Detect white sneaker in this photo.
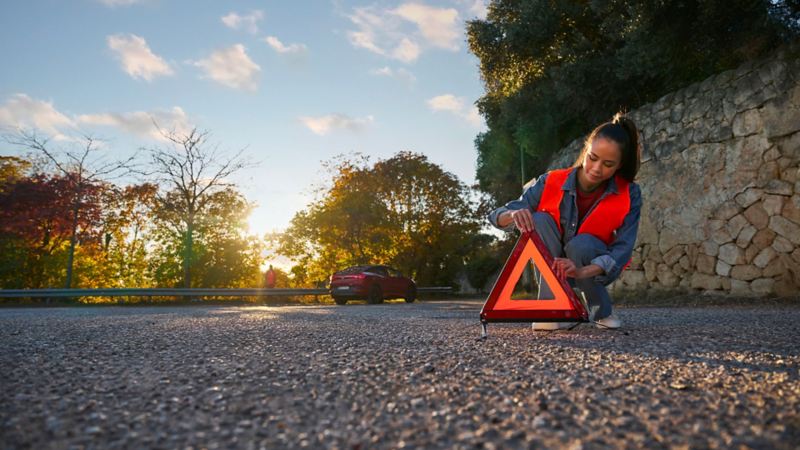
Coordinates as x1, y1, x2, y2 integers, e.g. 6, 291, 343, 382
595, 314, 621, 329
532, 322, 572, 331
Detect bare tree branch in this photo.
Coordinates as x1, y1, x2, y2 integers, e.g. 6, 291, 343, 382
143, 125, 255, 288
3, 129, 138, 289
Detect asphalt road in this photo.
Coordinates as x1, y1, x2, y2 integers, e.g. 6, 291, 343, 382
1, 300, 798, 449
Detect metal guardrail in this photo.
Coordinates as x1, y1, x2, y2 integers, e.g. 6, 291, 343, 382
0, 287, 453, 298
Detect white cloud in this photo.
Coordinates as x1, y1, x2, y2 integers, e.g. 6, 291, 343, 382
372, 66, 393, 76
107, 34, 174, 81
456, 0, 488, 20
97, 0, 146, 6
427, 94, 482, 127
77, 107, 192, 141
0, 94, 76, 138
221, 10, 264, 34
391, 37, 421, 63
346, 7, 389, 57
192, 44, 261, 91
470, 0, 489, 19
298, 114, 374, 136
0, 94, 194, 143
370, 66, 416, 84
347, 30, 384, 55
428, 94, 464, 112
344, 2, 462, 63
464, 106, 482, 127
264, 36, 308, 54
391, 3, 460, 50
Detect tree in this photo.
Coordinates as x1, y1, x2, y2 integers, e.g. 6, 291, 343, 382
0, 154, 161, 290
0, 156, 31, 192
149, 187, 263, 288
0, 168, 105, 288
468, 0, 800, 204
278, 152, 483, 287
278, 155, 392, 285
144, 127, 251, 288
94, 183, 158, 287
5, 132, 134, 288
371, 152, 482, 285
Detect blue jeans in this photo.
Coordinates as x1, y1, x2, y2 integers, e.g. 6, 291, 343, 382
532, 212, 614, 320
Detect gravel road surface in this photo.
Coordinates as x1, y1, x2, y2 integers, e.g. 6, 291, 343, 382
1, 301, 798, 449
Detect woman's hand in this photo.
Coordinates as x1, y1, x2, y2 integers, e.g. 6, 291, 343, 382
508, 209, 534, 233
553, 258, 577, 279
552, 260, 604, 280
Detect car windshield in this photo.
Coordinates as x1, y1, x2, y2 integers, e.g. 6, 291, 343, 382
368, 266, 389, 276
337, 266, 369, 275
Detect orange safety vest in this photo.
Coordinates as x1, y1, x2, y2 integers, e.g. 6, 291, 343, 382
536, 168, 631, 246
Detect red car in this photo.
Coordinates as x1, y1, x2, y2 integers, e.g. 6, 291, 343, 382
329, 265, 417, 305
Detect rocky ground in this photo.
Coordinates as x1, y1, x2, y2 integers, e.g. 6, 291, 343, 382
1, 300, 798, 449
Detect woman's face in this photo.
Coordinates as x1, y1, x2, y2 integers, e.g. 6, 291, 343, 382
582, 137, 622, 185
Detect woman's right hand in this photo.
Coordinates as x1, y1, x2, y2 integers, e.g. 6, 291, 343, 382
509, 209, 534, 233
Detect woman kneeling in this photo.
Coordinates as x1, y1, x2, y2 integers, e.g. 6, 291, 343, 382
488, 113, 643, 330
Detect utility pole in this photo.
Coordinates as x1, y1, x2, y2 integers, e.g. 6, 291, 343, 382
520, 146, 537, 296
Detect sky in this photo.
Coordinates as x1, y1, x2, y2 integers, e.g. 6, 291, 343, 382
0, 0, 489, 237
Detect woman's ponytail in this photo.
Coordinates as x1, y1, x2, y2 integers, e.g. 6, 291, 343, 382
612, 113, 641, 182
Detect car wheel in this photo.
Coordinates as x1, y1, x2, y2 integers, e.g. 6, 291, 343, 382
333, 296, 347, 305
367, 285, 383, 304
404, 286, 417, 303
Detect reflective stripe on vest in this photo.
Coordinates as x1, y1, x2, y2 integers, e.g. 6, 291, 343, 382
536, 167, 631, 246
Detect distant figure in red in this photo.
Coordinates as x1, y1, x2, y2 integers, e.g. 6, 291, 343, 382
265, 265, 276, 289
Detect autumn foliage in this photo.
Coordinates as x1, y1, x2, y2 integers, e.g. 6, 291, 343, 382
278, 152, 486, 288
2, 137, 498, 294
0, 154, 262, 290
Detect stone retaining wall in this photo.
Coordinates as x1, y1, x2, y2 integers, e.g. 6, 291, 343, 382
547, 45, 800, 297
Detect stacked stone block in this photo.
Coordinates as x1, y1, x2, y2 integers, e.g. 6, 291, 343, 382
547, 45, 800, 296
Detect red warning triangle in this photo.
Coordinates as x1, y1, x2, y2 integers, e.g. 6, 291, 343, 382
481, 231, 588, 322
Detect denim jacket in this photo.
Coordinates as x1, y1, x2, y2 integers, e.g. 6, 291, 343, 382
488, 167, 642, 283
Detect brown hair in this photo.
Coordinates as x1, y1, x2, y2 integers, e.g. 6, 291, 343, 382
573, 112, 641, 182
